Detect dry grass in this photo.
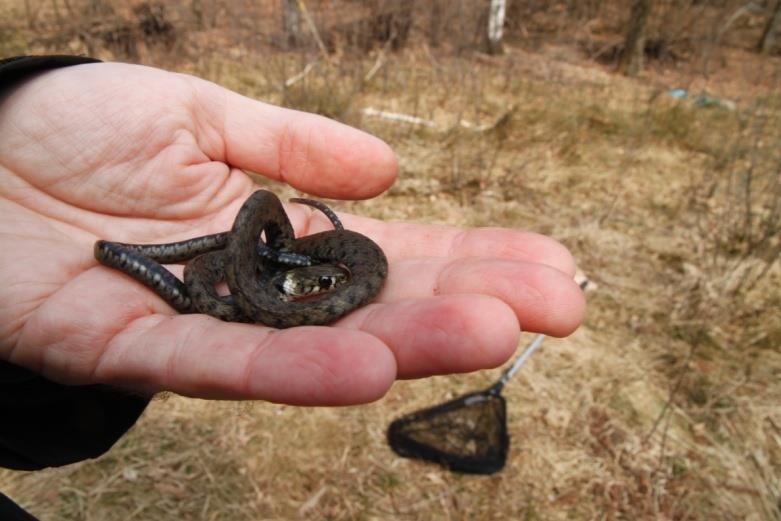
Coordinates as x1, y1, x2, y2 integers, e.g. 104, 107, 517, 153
1, 1, 780, 519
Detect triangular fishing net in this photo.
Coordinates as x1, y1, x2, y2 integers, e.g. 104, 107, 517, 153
387, 383, 508, 474
388, 280, 588, 475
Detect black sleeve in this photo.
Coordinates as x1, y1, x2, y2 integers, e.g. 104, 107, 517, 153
0, 492, 39, 521
0, 362, 149, 470
0, 56, 149, 473
0, 55, 101, 90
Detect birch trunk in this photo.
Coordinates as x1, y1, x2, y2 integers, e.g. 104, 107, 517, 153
619, 0, 652, 76
487, 0, 506, 54
282, 0, 303, 48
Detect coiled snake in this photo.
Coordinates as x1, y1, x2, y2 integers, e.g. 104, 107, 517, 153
94, 190, 388, 328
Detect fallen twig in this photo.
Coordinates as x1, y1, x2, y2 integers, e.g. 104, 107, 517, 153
360, 107, 438, 128
361, 105, 515, 133
285, 60, 318, 87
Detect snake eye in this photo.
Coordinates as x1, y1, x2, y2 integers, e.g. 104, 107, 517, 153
319, 276, 334, 288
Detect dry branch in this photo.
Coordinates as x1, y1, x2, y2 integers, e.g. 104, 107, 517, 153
361, 105, 515, 133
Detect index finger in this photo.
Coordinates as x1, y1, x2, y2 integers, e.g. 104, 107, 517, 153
293, 207, 578, 276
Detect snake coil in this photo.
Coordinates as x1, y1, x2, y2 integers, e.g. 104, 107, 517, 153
94, 190, 388, 328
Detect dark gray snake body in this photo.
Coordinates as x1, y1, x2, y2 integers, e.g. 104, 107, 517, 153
94, 190, 387, 328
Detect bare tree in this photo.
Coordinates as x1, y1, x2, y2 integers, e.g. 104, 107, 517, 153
282, 0, 303, 48
487, 0, 507, 54
619, 0, 652, 76
429, 0, 443, 47
758, 0, 781, 54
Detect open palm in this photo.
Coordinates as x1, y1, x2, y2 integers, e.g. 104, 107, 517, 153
0, 62, 584, 405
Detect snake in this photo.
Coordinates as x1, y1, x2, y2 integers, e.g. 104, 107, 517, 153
94, 190, 388, 328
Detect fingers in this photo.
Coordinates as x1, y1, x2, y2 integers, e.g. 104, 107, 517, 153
17, 265, 528, 403
95, 296, 520, 400
376, 257, 585, 337
295, 209, 585, 335
337, 294, 520, 379
297, 210, 578, 276
95, 294, 521, 401
192, 79, 397, 199
98, 315, 397, 405
18, 266, 396, 404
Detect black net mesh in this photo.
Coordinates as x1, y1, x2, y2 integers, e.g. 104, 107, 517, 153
387, 388, 509, 475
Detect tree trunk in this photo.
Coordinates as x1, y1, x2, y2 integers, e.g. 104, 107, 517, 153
487, 0, 507, 55
758, 0, 781, 55
429, 0, 443, 47
619, 0, 652, 76
282, 0, 303, 48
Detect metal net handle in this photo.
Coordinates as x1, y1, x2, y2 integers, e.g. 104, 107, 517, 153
489, 278, 589, 394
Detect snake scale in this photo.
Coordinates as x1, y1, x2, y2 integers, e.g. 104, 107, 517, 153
94, 190, 388, 328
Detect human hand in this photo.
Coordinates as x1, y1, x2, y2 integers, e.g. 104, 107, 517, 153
0, 62, 584, 405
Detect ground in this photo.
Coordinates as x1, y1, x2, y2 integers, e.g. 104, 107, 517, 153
1, 2, 780, 519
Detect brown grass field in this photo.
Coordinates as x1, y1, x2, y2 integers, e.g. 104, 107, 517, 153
1, 1, 780, 519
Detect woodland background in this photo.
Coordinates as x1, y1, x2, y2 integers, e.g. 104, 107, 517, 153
1, 0, 780, 519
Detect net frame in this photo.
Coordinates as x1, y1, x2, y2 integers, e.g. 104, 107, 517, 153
387, 280, 588, 475
387, 334, 545, 475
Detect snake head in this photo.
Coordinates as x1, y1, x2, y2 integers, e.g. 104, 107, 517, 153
272, 264, 350, 301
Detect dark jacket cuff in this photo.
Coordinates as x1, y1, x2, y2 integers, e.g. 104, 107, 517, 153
0, 55, 101, 91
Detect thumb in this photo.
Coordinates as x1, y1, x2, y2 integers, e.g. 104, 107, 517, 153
190, 76, 397, 199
